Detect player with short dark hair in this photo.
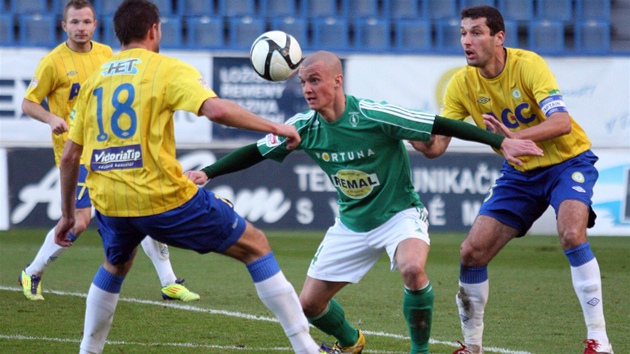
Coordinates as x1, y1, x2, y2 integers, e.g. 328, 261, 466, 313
53, 1, 331, 353
19, 0, 199, 302
410, 5, 613, 354
186, 50, 543, 354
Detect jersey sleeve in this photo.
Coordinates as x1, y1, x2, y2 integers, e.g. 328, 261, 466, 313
256, 111, 314, 162
522, 55, 568, 117
440, 71, 470, 121
164, 60, 217, 115
24, 56, 56, 104
358, 100, 435, 141
256, 133, 292, 162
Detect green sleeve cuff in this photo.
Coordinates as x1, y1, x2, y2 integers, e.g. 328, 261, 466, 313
433, 116, 504, 150
201, 143, 265, 178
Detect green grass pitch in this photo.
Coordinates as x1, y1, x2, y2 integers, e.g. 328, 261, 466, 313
1, 229, 628, 353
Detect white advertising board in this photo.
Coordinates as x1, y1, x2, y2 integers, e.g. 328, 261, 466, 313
345, 54, 630, 150
0, 48, 213, 146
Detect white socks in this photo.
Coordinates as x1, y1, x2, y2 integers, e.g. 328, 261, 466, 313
456, 280, 489, 348
254, 272, 320, 354
140, 236, 177, 287
25, 227, 66, 277
571, 258, 611, 348
80, 283, 120, 354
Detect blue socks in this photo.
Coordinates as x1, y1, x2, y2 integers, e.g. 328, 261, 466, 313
246, 252, 281, 283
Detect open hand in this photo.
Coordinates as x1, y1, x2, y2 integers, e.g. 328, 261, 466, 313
500, 138, 544, 166
483, 114, 513, 138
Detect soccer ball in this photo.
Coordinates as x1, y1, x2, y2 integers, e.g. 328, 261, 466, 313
250, 31, 302, 82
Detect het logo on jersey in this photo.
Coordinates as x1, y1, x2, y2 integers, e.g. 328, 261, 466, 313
101, 58, 141, 76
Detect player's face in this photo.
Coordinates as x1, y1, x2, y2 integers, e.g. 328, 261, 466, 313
63, 7, 97, 46
298, 61, 336, 112
460, 17, 499, 68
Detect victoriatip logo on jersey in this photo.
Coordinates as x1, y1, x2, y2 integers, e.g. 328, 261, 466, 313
91, 144, 143, 171
331, 169, 380, 199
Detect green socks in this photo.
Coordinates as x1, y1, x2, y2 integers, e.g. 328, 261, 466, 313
308, 298, 359, 346
403, 283, 434, 354
308, 285, 434, 353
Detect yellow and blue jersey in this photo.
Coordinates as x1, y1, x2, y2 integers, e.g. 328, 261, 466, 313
24, 41, 113, 166
69, 48, 217, 217
441, 47, 591, 172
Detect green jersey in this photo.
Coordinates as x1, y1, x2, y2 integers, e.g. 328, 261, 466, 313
257, 94, 435, 232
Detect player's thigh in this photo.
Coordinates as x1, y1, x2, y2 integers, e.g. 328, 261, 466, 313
96, 211, 146, 266
549, 151, 598, 235
462, 215, 517, 265
368, 207, 431, 276
479, 173, 547, 237
221, 222, 271, 264
138, 189, 247, 255
307, 219, 382, 283
557, 199, 590, 248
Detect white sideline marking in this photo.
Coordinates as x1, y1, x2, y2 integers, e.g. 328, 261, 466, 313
1, 286, 531, 354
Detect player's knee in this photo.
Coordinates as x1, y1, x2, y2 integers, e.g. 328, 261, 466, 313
399, 262, 425, 280
559, 228, 587, 249
300, 298, 326, 318
249, 228, 272, 255
72, 220, 89, 236
460, 242, 490, 266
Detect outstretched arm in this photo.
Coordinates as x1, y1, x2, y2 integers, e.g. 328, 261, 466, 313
483, 112, 571, 142
429, 116, 544, 166
200, 98, 301, 150
409, 135, 452, 159
184, 143, 266, 185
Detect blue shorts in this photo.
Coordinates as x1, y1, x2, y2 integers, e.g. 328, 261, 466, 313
479, 150, 598, 237
75, 164, 91, 209
95, 189, 247, 265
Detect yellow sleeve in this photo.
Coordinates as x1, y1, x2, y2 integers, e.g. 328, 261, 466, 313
440, 71, 470, 121
24, 56, 56, 104
165, 60, 217, 115
522, 54, 563, 108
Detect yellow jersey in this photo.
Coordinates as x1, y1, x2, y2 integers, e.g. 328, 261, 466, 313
68, 48, 217, 217
441, 47, 591, 172
24, 41, 113, 166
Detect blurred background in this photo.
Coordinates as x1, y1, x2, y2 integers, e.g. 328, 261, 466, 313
0, 0, 628, 236
1, 0, 629, 54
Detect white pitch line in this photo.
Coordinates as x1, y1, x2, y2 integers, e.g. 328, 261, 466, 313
1, 286, 531, 354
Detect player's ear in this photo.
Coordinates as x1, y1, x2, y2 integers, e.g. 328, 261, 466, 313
334, 74, 343, 88
495, 30, 505, 47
